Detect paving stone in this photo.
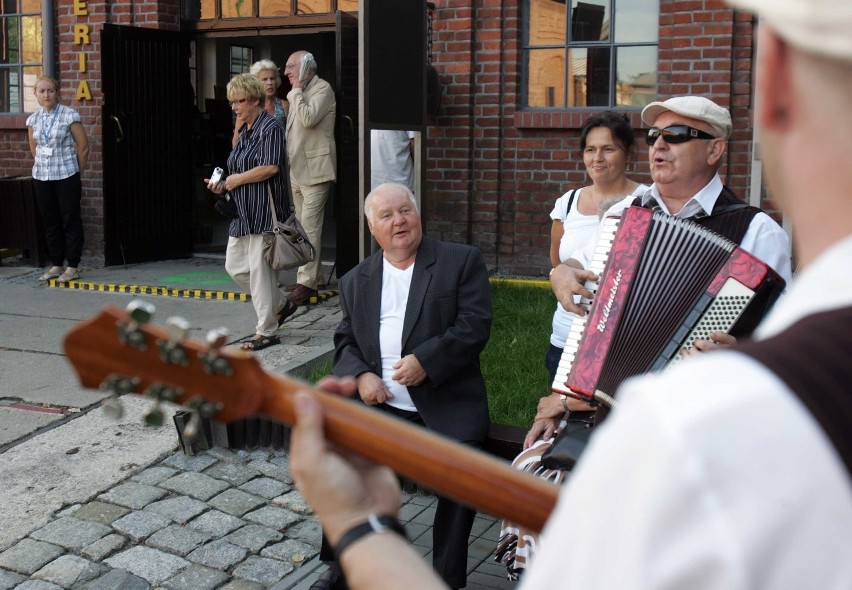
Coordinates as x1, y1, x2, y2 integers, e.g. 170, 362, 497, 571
272, 490, 312, 515
0, 568, 25, 589
112, 510, 172, 541
14, 581, 63, 590
104, 546, 189, 585
248, 459, 292, 484
240, 449, 271, 462
260, 538, 317, 566
145, 496, 208, 524
163, 563, 228, 590
0, 539, 64, 575
285, 519, 322, 547
30, 517, 112, 551
208, 489, 266, 517
203, 447, 242, 463
82, 533, 127, 561
187, 509, 245, 537
186, 539, 248, 569
131, 465, 179, 485
232, 555, 294, 585
161, 453, 217, 472
32, 554, 102, 587
203, 462, 260, 486
224, 524, 283, 551
55, 503, 81, 517
99, 482, 169, 510
73, 501, 131, 525
239, 476, 289, 499
86, 568, 152, 590
218, 580, 263, 590
146, 525, 212, 556
243, 505, 301, 530
159, 472, 229, 501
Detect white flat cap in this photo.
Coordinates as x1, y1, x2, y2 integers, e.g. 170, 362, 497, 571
641, 96, 732, 139
725, 0, 852, 62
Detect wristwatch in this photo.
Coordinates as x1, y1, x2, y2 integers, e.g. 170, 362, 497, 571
334, 513, 408, 559
559, 394, 569, 411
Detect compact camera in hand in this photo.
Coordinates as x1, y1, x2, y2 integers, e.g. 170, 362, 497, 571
210, 167, 224, 184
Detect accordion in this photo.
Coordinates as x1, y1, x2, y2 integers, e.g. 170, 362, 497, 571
552, 206, 786, 406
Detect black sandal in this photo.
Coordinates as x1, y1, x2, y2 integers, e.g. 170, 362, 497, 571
277, 302, 298, 327
240, 334, 280, 351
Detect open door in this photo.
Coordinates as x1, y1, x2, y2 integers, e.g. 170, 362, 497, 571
334, 11, 360, 277
102, 24, 194, 265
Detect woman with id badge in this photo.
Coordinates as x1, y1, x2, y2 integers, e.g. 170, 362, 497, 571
26, 75, 90, 283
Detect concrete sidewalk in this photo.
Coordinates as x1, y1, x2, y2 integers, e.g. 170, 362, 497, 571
0, 256, 517, 589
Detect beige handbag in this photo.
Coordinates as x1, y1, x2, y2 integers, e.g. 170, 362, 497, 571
262, 185, 315, 271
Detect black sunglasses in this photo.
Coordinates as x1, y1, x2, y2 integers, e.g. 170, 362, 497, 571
645, 125, 717, 145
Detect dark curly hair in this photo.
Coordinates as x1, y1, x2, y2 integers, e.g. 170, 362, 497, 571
579, 111, 636, 155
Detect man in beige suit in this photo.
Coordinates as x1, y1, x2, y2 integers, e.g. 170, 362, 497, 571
284, 50, 337, 305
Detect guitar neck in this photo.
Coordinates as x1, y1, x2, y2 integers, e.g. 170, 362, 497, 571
256, 371, 558, 533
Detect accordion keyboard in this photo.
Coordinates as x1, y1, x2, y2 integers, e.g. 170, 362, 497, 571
551, 216, 621, 397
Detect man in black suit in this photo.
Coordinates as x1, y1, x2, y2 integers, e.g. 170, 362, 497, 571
315, 182, 492, 590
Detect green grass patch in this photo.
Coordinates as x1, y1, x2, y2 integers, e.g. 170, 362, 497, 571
299, 280, 555, 429
482, 280, 554, 427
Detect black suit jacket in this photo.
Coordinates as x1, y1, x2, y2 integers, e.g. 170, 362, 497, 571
333, 237, 492, 444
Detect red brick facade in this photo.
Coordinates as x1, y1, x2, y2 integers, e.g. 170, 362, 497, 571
1, 0, 765, 274
424, 0, 762, 275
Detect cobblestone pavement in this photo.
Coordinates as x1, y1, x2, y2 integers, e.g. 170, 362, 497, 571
0, 445, 514, 590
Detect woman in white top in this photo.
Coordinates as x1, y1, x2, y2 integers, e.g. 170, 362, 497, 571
26, 75, 89, 283
496, 112, 647, 581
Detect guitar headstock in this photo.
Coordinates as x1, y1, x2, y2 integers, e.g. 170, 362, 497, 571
64, 301, 269, 427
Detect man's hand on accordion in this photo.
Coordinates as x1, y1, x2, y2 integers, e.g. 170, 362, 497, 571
681, 331, 738, 358
550, 261, 598, 316
524, 417, 559, 449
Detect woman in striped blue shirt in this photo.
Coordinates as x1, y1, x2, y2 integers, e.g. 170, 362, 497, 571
26, 76, 90, 283
206, 73, 292, 350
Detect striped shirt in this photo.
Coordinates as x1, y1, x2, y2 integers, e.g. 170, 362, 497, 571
26, 104, 82, 181
227, 111, 290, 237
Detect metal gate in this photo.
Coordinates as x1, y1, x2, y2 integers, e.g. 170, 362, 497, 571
102, 24, 193, 265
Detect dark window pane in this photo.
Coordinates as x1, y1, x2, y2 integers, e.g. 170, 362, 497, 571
571, 0, 609, 42
614, 0, 658, 42
259, 0, 291, 16
0, 66, 20, 111
615, 45, 656, 107
568, 46, 610, 106
0, 0, 17, 16
527, 47, 566, 107
1, 17, 20, 65
297, 0, 330, 14
528, 0, 566, 47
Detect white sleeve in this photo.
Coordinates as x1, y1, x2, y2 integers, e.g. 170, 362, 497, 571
739, 213, 793, 284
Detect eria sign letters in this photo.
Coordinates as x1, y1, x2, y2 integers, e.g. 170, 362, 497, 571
73, 0, 92, 101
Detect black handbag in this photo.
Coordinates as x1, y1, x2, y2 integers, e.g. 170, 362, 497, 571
539, 411, 596, 471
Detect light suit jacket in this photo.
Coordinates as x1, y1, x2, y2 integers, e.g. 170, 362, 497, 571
333, 237, 493, 444
286, 75, 337, 186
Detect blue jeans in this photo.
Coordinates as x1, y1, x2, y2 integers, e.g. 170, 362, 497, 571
545, 343, 563, 385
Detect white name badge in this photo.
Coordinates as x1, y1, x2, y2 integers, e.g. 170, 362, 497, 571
40, 146, 54, 157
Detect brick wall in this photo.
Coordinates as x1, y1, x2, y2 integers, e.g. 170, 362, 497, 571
425, 0, 760, 276
0, 0, 182, 261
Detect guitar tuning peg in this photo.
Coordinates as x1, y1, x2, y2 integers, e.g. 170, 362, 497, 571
126, 299, 156, 325
142, 401, 165, 427
119, 300, 156, 351
101, 396, 124, 420
158, 317, 191, 367
199, 328, 233, 376
206, 327, 230, 350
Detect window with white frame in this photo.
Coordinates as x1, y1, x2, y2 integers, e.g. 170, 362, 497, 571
0, 0, 42, 113
523, 0, 658, 109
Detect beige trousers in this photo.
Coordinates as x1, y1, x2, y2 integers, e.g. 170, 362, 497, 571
290, 174, 332, 289
225, 234, 285, 337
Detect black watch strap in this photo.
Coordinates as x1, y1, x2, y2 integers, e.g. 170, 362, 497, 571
334, 513, 408, 559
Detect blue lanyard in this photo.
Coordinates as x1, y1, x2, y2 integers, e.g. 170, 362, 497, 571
40, 107, 60, 145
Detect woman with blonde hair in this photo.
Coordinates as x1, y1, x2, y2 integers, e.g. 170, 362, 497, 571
207, 73, 292, 350
26, 75, 90, 283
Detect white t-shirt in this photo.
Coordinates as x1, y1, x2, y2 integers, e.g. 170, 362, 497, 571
522, 236, 852, 589
550, 184, 648, 348
379, 258, 416, 411
371, 130, 415, 192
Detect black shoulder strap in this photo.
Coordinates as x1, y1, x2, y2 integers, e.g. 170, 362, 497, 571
565, 189, 578, 213
736, 306, 852, 478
